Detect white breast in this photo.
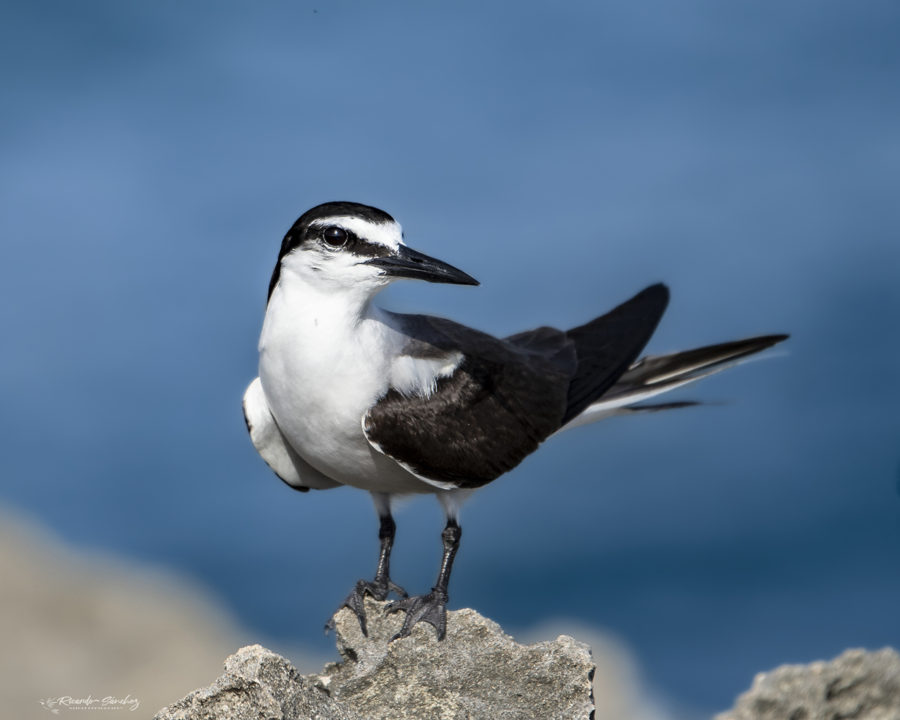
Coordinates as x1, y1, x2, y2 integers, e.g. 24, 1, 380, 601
257, 279, 430, 493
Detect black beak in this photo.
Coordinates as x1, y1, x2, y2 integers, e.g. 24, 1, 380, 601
365, 245, 479, 286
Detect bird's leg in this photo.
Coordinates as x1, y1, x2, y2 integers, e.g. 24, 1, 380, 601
326, 508, 407, 636
369, 513, 408, 599
388, 518, 461, 641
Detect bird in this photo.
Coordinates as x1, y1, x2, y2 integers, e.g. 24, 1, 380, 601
243, 200, 787, 641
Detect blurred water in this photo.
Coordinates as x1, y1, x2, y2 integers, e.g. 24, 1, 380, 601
2, 1, 899, 715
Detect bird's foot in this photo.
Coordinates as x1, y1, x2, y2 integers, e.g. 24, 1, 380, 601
325, 576, 407, 636
387, 588, 448, 641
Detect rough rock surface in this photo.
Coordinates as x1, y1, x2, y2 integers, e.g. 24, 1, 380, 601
154, 644, 358, 720
718, 648, 900, 720
322, 597, 595, 720
155, 597, 595, 720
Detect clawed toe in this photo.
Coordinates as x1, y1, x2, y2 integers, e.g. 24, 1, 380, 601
388, 589, 449, 641
327, 518, 459, 642
326, 577, 407, 636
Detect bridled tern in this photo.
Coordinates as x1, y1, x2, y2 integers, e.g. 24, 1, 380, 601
243, 201, 787, 640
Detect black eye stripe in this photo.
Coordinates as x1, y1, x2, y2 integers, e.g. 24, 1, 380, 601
309, 225, 390, 259
351, 240, 392, 259
269, 202, 398, 303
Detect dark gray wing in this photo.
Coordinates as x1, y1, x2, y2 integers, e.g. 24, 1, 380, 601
365, 284, 669, 489
364, 315, 573, 489
562, 283, 669, 423
504, 325, 579, 372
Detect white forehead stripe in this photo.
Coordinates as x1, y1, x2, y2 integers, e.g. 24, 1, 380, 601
311, 216, 404, 250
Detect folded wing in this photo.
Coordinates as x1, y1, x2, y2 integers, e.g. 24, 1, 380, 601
364, 285, 670, 489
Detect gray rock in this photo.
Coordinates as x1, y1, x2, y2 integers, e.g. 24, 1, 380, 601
321, 597, 595, 720
154, 644, 360, 720
718, 648, 900, 720
156, 598, 595, 720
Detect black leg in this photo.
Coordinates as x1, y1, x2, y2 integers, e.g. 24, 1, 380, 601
326, 512, 408, 636
388, 518, 461, 641
372, 514, 401, 593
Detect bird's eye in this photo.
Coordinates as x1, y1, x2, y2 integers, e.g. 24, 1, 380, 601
322, 226, 349, 248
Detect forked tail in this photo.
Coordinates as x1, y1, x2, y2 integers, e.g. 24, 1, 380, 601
561, 333, 788, 430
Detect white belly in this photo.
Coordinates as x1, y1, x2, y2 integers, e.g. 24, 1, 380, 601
258, 287, 428, 494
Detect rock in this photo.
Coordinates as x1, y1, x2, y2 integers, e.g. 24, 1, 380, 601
322, 597, 595, 720
718, 648, 900, 720
154, 644, 359, 720
156, 597, 595, 720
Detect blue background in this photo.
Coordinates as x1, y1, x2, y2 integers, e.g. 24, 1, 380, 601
2, 1, 899, 716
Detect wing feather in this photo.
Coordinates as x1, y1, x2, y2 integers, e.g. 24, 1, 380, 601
364, 317, 571, 489
563, 283, 669, 423
365, 285, 676, 487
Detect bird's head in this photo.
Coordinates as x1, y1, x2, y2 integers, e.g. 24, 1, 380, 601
268, 201, 478, 303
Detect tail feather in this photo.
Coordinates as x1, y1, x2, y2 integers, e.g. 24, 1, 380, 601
623, 400, 701, 412
560, 333, 788, 430
620, 334, 788, 387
